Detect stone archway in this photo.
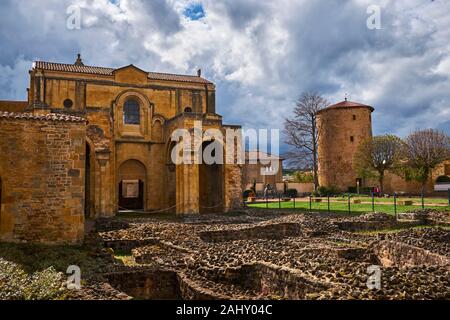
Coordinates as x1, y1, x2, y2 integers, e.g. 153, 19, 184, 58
118, 159, 147, 211
199, 141, 224, 214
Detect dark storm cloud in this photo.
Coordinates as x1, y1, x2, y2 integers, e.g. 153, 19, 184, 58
0, 0, 448, 138
139, 0, 182, 34
219, 0, 269, 29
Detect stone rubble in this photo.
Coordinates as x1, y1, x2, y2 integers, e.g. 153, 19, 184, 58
77, 209, 450, 300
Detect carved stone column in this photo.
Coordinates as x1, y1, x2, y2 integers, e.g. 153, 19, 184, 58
95, 149, 113, 217
176, 162, 200, 215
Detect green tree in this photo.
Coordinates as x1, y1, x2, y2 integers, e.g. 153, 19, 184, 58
353, 135, 403, 194
292, 171, 314, 183
401, 129, 450, 195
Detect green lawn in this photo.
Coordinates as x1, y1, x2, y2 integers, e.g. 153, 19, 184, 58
330, 196, 449, 205
247, 199, 450, 215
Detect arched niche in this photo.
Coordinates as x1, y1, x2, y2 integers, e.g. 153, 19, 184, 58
118, 159, 147, 211
152, 116, 165, 142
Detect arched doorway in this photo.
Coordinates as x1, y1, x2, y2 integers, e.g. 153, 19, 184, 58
85, 143, 91, 217
199, 141, 224, 214
118, 160, 146, 210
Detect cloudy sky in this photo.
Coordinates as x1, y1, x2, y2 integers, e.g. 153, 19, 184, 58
0, 0, 449, 153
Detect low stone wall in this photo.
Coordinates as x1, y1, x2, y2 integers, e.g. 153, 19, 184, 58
104, 268, 230, 300
199, 223, 302, 243
104, 269, 180, 300
102, 238, 159, 253
95, 218, 130, 232
255, 263, 332, 299
177, 274, 229, 300
202, 262, 332, 299
372, 240, 449, 268
335, 220, 421, 232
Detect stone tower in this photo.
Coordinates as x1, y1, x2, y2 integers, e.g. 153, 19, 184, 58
316, 99, 374, 192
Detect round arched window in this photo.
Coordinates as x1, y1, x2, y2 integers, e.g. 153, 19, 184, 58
124, 98, 140, 125
64, 99, 73, 108
184, 107, 193, 113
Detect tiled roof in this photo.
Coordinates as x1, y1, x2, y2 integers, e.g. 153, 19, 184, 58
33, 61, 213, 84
0, 111, 86, 123
34, 61, 114, 75
317, 100, 374, 114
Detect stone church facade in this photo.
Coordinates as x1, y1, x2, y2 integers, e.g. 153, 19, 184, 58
0, 55, 243, 244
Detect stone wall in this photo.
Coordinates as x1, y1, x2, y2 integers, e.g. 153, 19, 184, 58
0, 112, 86, 244
372, 240, 449, 268
105, 269, 181, 300
199, 223, 302, 243
224, 163, 243, 212
243, 160, 283, 185
203, 262, 331, 300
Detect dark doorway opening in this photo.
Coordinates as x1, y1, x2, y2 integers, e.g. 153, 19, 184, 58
166, 142, 177, 212
119, 180, 144, 210
0, 177, 2, 216
199, 141, 224, 214
85, 143, 91, 218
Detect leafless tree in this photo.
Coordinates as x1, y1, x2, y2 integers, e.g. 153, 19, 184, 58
353, 135, 403, 194
283, 92, 328, 191
402, 129, 450, 194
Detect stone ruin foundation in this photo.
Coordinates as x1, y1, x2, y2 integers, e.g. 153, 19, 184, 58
75, 209, 450, 300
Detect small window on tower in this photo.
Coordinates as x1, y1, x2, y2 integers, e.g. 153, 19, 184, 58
350, 136, 354, 143
353, 115, 356, 120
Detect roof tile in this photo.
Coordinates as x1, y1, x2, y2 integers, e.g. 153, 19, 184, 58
317, 100, 374, 114
0, 111, 86, 123
34, 61, 213, 84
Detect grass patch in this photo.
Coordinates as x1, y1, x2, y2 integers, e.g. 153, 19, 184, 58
247, 200, 449, 215
113, 254, 136, 267
333, 196, 449, 205
352, 225, 436, 235
0, 242, 102, 278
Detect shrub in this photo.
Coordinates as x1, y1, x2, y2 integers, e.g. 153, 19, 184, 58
25, 267, 65, 300
285, 189, 298, 198
0, 258, 66, 300
361, 187, 373, 195
436, 175, 450, 183
348, 186, 357, 194
0, 259, 28, 300
317, 186, 340, 197
243, 189, 255, 198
